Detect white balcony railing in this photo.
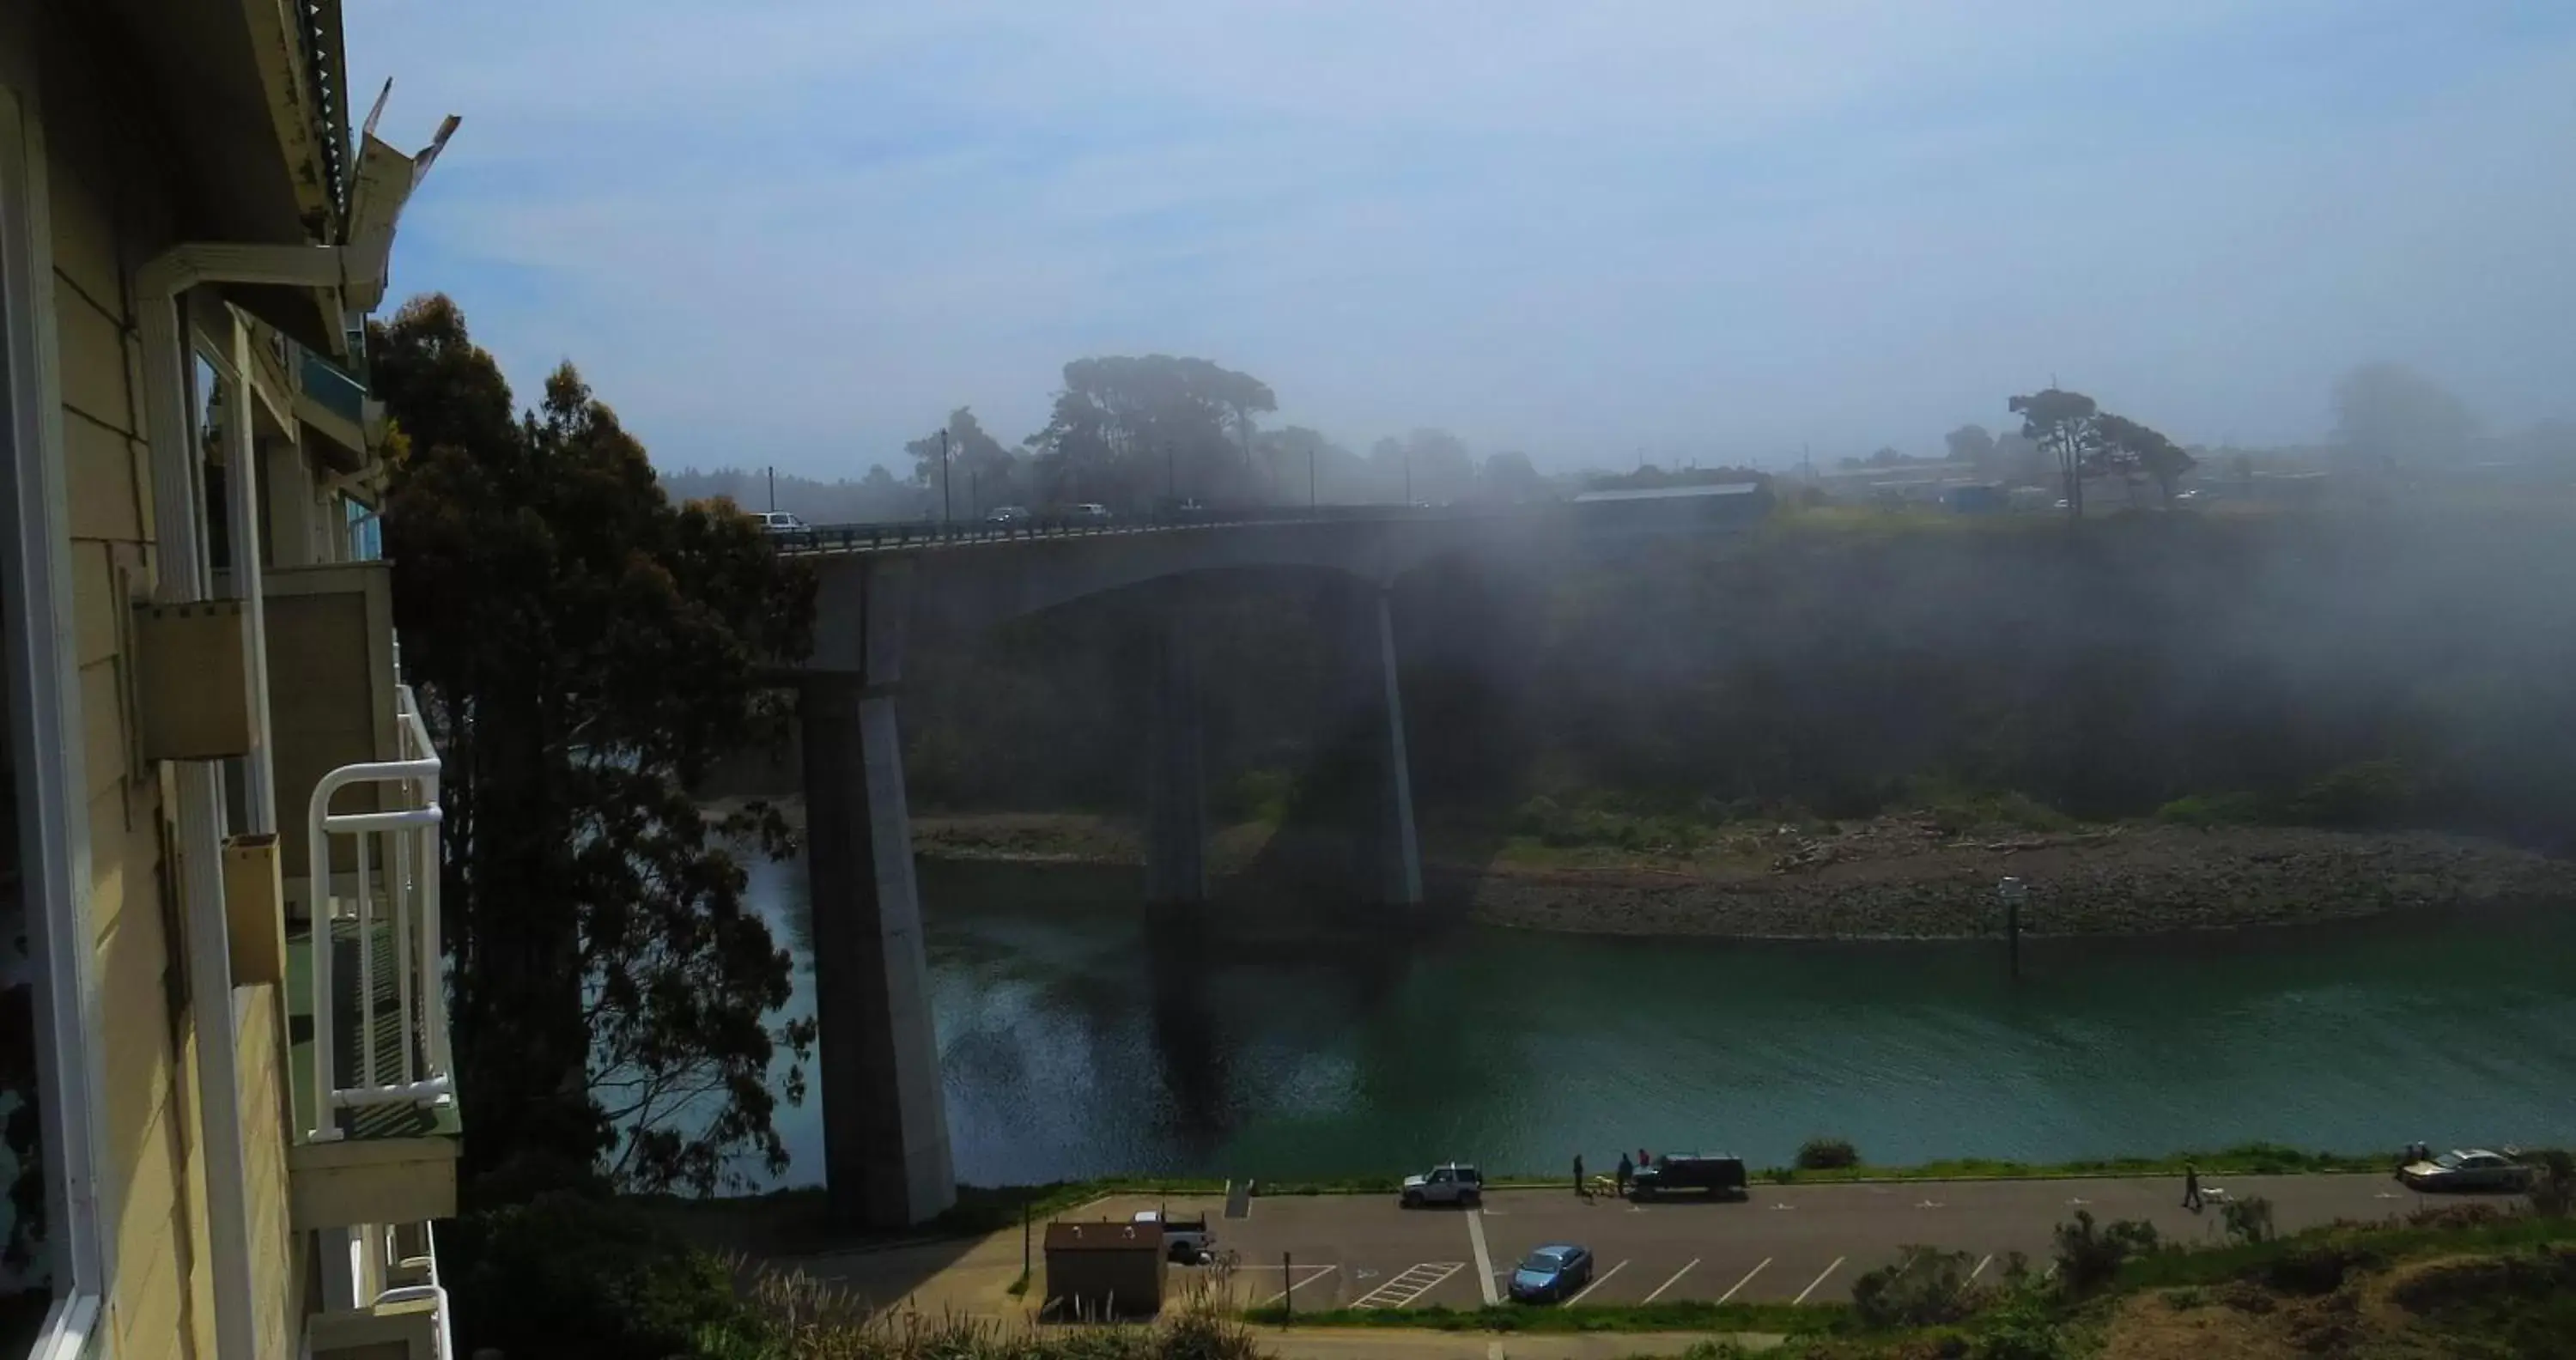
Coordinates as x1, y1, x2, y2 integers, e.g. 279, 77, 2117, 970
304, 683, 453, 1138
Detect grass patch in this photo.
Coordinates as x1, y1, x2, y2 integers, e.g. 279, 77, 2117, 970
2118, 1211, 2576, 1291
1770, 1143, 2390, 1185
1240, 1300, 1836, 1336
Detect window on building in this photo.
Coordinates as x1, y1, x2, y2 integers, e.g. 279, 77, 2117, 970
346, 495, 382, 562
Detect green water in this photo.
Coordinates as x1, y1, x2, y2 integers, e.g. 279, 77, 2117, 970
746, 856, 2576, 1187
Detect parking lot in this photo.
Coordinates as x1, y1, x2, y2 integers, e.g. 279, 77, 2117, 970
1066, 1172, 2435, 1313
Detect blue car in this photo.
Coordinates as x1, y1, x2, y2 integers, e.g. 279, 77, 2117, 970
1508, 1244, 1595, 1303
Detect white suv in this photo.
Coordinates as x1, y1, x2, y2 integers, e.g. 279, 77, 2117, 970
754, 511, 809, 535
1400, 1163, 1483, 1207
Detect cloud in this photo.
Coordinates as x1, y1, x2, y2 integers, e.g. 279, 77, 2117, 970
353, 1, 2576, 475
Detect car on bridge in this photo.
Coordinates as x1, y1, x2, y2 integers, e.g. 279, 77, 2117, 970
986, 505, 1030, 525
1071, 502, 1114, 521
753, 510, 810, 536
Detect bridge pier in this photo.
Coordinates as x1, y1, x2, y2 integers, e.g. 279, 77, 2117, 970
799, 561, 955, 1228
1348, 584, 1424, 906
1144, 585, 1209, 907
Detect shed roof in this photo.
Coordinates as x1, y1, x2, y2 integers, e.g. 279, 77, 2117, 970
1045, 1221, 1163, 1252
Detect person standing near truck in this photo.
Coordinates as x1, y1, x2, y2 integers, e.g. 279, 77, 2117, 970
1574, 1153, 1588, 1198
1616, 1151, 1634, 1198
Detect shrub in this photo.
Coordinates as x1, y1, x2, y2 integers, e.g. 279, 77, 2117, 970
2286, 759, 2416, 828
1850, 1247, 1982, 1328
2530, 1150, 2574, 1217
2259, 1245, 2375, 1296
1797, 1138, 1862, 1170
1971, 1290, 2069, 1360
2407, 1202, 2507, 1230
2221, 1195, 2275, 1246
2154, 792, 2269, 828
447, 1189, 769, 1360
2050, 1211, 2160, 1292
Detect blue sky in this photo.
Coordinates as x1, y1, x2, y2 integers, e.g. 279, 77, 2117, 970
349, 1, 2576, 477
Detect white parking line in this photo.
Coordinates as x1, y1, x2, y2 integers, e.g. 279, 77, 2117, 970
1641, 1259, 1699, 1304
1257, 1264, 1339, 1307
1968, 1254, 1994, 1283
1352, 1261, 1466, 1310
1565, 1260, 1627, 1306
1716, 1258, 1771, 1303
1792, 1257, 1845, 1305
1467, 1208, 1498, 1305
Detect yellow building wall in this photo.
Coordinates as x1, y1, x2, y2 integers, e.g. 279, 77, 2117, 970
37, 21, 303, 1360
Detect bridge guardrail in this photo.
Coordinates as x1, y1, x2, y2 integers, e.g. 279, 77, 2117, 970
766, 501, 1505, 556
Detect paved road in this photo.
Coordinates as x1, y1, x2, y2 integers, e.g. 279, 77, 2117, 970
790, 1173, 2474, 1322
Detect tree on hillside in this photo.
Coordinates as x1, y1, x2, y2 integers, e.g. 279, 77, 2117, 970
1372, 428, 1476, 503
1479, 449, 1547, 501
905, 407, 1018, 519
1255, 425, 1370, 504
1944, 424, 1999, 477
2331, 362, 2476, 472
1022, 355, 1277, 508
2010, 388, 2102, 519
372, 294, 817, 1198
2096, 413, 2197, 506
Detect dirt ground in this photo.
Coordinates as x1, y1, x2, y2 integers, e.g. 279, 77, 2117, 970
2095, 1250, 2545, 1360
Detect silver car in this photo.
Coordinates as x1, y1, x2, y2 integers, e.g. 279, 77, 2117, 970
2398, 1149, 2532, 1193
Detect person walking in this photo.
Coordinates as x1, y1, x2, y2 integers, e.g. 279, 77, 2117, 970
1574, 1153, 1588, 1199
1616, 1151, 1634, 1199
2181, 1162, 2204, 1212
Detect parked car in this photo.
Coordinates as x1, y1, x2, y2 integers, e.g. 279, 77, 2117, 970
753, 510, 809, 536
1399, 1163, 1483, 1207
1507, 1244, 1594, 1303
2399, 1149, 2533, 1193
1071, 502, 1114, 521
1629, 1152, 1748, 1200
986, 504, 1030, 525
1131, 1209, 1215, 1262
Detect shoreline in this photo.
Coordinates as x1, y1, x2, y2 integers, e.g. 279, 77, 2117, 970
883, 809, 2576, 939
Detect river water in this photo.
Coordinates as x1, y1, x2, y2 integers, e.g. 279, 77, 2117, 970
739, 854, 2576, 1189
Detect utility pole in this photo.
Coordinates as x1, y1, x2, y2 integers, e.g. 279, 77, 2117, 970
1309, 443, 1316, 507
939, 428, 951, 528
766, 464, 775, 512
1166, 440, 1176, 507
1403, 446, 1412, 505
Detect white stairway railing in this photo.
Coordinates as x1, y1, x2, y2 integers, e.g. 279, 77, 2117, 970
304, 683, 453, 1138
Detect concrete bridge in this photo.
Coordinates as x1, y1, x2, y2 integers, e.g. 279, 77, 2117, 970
783, 489, 1771, 1226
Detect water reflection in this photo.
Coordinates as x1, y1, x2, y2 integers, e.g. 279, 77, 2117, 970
752, 851, 2576, 1189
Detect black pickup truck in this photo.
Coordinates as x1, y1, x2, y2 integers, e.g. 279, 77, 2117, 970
1629, 1153, 1748, 1200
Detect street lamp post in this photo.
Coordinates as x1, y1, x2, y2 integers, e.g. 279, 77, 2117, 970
939, 428, 951, 529
1309, 444, 1316, 507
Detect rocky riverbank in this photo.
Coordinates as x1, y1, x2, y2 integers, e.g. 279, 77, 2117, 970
1447, 817, 2576, 938
894, 810, 2576, 938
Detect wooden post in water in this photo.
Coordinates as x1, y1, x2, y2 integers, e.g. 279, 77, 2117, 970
1022, 1199, 1032, 1284
1283, 1252, 1293, 1327
1998, 876, 2026, 978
